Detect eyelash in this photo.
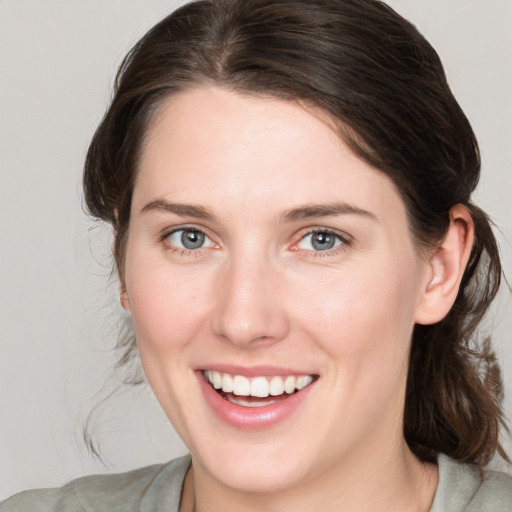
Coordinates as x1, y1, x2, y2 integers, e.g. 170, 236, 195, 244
160, 226, 351, 257
161, 226, 217, 257
294, 228, 351, 257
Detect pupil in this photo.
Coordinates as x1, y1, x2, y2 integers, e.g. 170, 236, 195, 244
312, 232, 335, 251
181, 230, 204, 249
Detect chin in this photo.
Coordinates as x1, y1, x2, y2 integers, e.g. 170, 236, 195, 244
188, 430, 324, 494
203, 453, 308, 494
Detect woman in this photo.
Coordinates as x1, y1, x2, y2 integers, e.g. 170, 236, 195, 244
3, 0, 511, 510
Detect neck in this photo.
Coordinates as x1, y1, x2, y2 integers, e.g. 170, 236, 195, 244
181, 443, 438, 512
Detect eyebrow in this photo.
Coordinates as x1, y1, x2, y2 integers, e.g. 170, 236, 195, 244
140, 199, 214, 220
279, 203, 377, 223
140, 199, 377, 223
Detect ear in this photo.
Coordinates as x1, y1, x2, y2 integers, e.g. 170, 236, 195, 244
415, 204, 475, 325
120, 282, 131, 313
119, 271, 132, 313
113, 208, 132, 313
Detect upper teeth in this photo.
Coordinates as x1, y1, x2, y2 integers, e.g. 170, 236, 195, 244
204, 371, 314, 398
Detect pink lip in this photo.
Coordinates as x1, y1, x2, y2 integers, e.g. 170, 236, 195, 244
196, 370, 316, 430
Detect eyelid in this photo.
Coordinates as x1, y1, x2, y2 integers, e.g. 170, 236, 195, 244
160, 222, 209, 238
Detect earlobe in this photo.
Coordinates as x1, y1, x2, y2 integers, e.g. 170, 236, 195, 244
415, 204, 475, 325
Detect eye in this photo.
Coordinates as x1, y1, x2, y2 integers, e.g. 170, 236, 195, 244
167, 228, 215, 250
297, 230, 345, 252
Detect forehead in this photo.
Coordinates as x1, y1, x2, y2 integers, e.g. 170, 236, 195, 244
134, 86, 406, 224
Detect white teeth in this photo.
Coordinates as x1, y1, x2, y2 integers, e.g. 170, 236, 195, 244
250, 377, 270, 398
269, 376, 285, 396
233, 375, 250, 396
204, 371, 315, 399
284, 375, 296, 394
221, 373, 233, 393
212, 371, 222, 389
296, 375, 313, 390
227, 396, 279, 407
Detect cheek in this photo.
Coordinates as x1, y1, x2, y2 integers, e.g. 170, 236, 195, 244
123, 255, 212, 424
124, 255, 211, 354
294, 255, 421, 372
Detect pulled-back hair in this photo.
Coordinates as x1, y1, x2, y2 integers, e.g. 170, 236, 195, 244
83, 0, 507, 464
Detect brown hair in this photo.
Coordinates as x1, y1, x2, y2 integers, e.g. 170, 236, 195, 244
84, 0, 507, 464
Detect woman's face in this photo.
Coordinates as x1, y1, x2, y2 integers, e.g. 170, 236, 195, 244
121, 87, 432, 493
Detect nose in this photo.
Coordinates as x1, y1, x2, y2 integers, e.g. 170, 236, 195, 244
211, 253, 290, 347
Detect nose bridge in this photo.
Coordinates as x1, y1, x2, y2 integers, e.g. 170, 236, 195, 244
212, 246, 288, 346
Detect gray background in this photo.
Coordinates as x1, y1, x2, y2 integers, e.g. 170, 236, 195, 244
1, 0, 511, 500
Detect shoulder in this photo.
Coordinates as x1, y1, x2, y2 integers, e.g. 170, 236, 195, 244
430, 454, 512, 512
467, 467, 512, 512
0, 455, 190, 512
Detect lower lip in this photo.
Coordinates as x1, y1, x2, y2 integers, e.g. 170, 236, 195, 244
197, 372, 315, 430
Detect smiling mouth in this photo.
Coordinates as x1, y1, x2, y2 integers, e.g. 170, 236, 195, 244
203, 370, 317, 408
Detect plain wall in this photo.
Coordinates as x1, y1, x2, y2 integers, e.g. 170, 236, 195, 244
1, 0, 511, 499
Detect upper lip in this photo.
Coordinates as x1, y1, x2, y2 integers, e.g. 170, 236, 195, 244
196, 364, 317, 378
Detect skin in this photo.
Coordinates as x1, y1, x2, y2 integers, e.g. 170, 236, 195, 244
120, 87, 473, 511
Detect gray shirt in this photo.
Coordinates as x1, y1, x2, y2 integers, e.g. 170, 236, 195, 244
2, 454, 512, 511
